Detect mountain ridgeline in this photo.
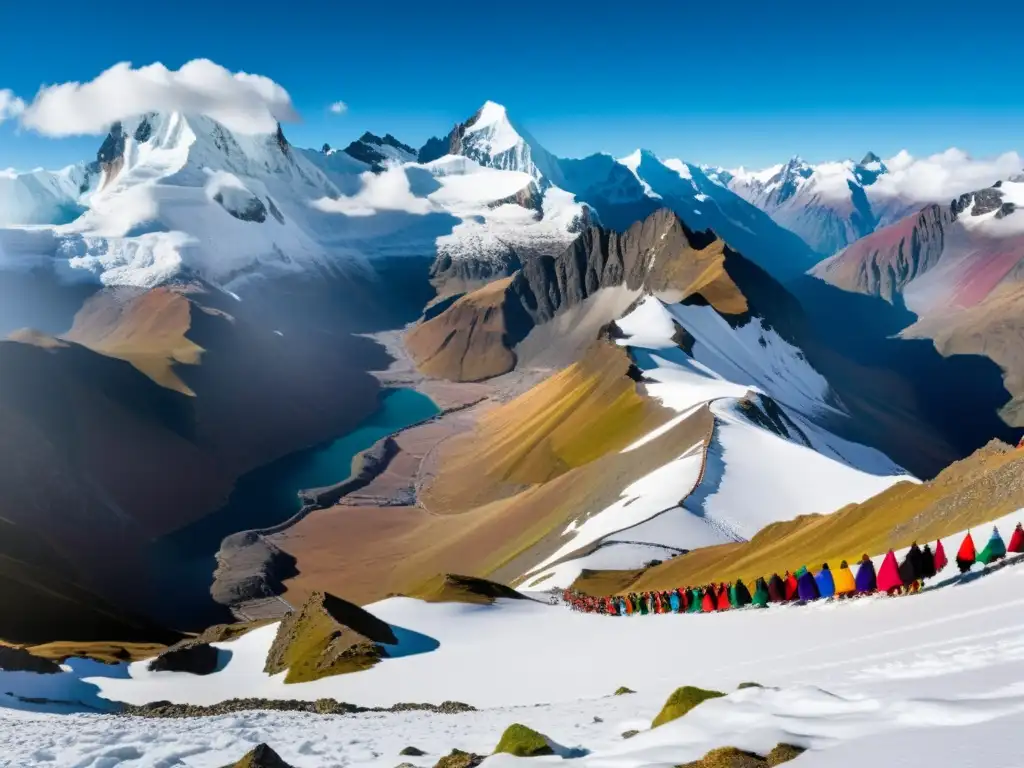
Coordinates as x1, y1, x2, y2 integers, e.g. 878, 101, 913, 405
0, 100, 1020, 649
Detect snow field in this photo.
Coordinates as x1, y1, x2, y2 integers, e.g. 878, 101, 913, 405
1, 532, 1024, 766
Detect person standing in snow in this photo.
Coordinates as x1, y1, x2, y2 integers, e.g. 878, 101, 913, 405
855, 554, 877, 594
1008, 523, 1024, 554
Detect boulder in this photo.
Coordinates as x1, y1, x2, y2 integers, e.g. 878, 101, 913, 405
264, 591, 397, 684
613, 686, 635, 695
222, 743, 294, 768
147, 641, 219, 675
400, 747, 426, 757
0, 646, 62, 674
432, 749, 484, 768
493, 724, 555, 757
651, 686, 726, 728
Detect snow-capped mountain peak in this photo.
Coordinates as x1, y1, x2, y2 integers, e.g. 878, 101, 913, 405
449, 101, 566, 187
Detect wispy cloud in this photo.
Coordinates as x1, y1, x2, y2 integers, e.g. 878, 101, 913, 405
329, 101, 348, 115
0, 89, 25, 123
16, 59, 298, 137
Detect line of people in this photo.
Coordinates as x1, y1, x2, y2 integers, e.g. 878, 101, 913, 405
563, 524, 1024, 616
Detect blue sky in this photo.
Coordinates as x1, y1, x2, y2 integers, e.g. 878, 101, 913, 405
1, 0, 1021, 170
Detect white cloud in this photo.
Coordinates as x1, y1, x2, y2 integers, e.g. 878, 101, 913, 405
19, 59, 298, 137
313, 166, 434, 217
869, 148, 1024, 204
329, 101, 348, 115
0, 89, 25, 123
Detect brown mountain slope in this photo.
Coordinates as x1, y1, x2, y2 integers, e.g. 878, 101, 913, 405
405, 209, 750, 382
574, 439, 1024, 595
63, 285, 205, 394
270, 340, 709, 605
905, 282, 1024, 424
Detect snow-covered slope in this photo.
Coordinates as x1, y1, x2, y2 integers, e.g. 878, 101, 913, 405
725, 154, 886, 256
602, 149, 821, 282
0, 165, 91, 226
3, 512, 1023, 767
0, 108, 592, 291
449, 101, 567, 188
518, 294, 910, 589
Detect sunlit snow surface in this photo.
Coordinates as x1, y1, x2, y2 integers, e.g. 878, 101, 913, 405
2, 512, 1023, 766
0, 111, 588, 290
521, 296, 910, 589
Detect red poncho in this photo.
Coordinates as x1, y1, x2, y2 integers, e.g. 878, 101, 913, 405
877, 550, 903, 593
1008, 524, 1024, 554
933, 539, 948, 571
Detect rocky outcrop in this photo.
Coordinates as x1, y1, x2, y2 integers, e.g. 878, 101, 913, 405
124, 698, 475, 718
812, 203, 950, 302
264, 592, 398, 683
211, 532, 297, 607
213, 191, 268, 223
409, 574, 529, 604
147, 641, 219, 675
0, 645, 62, 674
343, 132, 417, 171
407, 209, 759, 382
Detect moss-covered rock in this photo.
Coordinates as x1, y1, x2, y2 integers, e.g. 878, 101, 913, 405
678, 746, 767, 767
400, 746, 426, 757
652, 686, 726, 728
409, 574, 528, 605
675, 743, 805, 768
737, 682, 763, 690
614, 686, 635, 695
433, 749, 484, 768
493, 724, 555, 757
766, 744, 805, 765
264, 591, 397, 684
222, 743, 294, 768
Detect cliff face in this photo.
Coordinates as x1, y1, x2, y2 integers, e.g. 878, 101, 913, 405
407, 209, 761, 382
811, 204, 951, 302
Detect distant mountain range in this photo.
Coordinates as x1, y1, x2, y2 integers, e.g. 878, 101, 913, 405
0, 99, 1021, 647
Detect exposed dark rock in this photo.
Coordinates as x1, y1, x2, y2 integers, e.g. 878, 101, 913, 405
266, 197, 285, 224
400, 747, 426, 756
621, 730, 640, 740
122, 697, 476, 718
955, 187, 1006, 217
213, 192, 268, 223
147, 641, 219, 675
134, 116, 154, 143
343, 132, 417, 171
418, 135, 449, 164
212, 531, 298, 606
96, 123, 126, 165
0, 646, 62, 674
